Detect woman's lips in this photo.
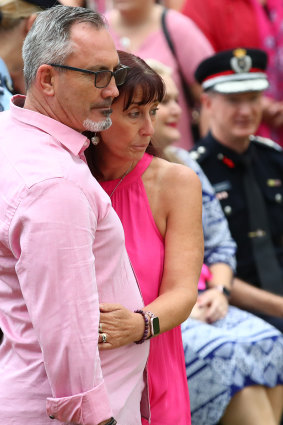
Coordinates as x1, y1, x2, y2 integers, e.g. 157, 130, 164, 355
131, 144, 148, 151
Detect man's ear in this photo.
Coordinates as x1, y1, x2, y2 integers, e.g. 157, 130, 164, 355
24, 13, 38, 34
201, 92, 212, 110
36, 65, 56, 96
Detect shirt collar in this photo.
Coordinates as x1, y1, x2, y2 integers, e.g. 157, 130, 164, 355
10, 95, 90, 156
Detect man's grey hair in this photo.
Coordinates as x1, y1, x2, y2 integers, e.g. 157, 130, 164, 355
22, 5, 106, 89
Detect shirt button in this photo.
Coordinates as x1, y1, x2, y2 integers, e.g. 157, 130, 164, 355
217, 153, 224, 160
224, 205, 232, 215
275, 193, 282, 203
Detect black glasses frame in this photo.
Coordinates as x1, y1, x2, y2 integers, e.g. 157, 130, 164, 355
48, 63, 130, 88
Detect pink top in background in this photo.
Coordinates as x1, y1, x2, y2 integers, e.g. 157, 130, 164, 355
198, 264, 212, 290
106, 9, 213, 150
0, 96, 149, 425
101, 154, 191, 425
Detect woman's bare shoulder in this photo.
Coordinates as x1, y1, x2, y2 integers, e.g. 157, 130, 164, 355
151, 156, 200, 187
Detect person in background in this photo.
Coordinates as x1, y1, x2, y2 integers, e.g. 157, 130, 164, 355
147, 57, 283, 425
85, 50, 203, 425
0, 0, 61, 110
60, 0, 85, 5
191, 48, 283, 333
159, 0, 184, 10
0, 6, 150, 425
182, 0, 283, 148
104, 0, 214, 149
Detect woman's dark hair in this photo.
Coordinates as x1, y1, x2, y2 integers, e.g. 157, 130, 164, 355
85, 51, 165, 173
116, 50, 165, 156
116, 50, 165, 109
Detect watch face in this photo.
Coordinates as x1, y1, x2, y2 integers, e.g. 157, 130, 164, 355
152, 317, 160, 335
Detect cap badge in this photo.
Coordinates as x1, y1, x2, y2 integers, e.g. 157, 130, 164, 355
230, 49, 252, 74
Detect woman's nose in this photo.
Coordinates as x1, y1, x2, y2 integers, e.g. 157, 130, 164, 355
141, 116, 155, 136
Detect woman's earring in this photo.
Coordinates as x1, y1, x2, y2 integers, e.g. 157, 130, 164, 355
91, 133, 100, 146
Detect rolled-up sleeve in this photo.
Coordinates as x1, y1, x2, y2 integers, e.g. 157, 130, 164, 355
9, 178, 112, 424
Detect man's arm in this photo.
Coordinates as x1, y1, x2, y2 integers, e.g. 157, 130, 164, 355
11, 178, 112, 425
230, 277, 283, 318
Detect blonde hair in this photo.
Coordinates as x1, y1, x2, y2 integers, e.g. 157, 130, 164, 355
145, 58, 172, 79
0, 0, 42, 29
145, 59, 183, 161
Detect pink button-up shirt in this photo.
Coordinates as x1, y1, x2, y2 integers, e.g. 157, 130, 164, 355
0, 96, 149, 425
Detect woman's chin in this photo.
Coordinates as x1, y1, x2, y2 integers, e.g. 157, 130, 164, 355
163, 130, 181, 147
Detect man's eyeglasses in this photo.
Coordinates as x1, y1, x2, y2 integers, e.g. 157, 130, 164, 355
49, 63, 130, 88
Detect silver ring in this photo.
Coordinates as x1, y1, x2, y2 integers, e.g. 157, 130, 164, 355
101, 333, 107, 343
99, 323, 103, 332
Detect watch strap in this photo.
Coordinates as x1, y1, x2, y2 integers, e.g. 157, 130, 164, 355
145, 311, 160, 337
215, 285, 231, 298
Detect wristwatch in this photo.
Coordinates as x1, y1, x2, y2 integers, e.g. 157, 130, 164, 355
215, 285, 231, 299
104, 418, 117, 425
146, 311, 160, 337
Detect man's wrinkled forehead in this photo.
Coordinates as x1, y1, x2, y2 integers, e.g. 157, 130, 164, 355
68, 23, 119, 70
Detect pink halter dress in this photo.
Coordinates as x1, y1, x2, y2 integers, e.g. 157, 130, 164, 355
100, 153, 191, 425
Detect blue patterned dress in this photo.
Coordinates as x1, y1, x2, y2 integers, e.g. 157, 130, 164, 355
182, 308, 283, 425
169, 147, 283, 425
0, 58, 13, 112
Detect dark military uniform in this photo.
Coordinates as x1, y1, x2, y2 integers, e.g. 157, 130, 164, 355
191, 132, 283, 295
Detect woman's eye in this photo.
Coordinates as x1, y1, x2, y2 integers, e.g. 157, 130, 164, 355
129, 111, 140, 118
150, 107, 159, 116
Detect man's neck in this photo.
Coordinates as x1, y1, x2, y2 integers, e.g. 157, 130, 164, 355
211, 129, 251, 154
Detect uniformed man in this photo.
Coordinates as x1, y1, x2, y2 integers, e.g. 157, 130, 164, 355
191, 48, 283, 332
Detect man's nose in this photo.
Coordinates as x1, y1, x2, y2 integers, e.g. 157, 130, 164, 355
102, 76, 119, 99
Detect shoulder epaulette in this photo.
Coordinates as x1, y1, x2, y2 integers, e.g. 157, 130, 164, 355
250, 135, 282, 152
190, 144, 210, 163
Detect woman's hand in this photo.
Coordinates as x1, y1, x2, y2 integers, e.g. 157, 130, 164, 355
196, 288, 229, 323
98, 303, 145, 350
261, 96, 283, 128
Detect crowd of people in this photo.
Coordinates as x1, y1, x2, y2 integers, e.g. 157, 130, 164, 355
0, 1, 282, 425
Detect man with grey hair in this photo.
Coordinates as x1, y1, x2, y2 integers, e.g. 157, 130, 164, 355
0, 5, 149, 425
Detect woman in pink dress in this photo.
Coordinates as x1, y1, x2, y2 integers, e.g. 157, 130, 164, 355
85, 51, 203, 425
105, 0, 213, 149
